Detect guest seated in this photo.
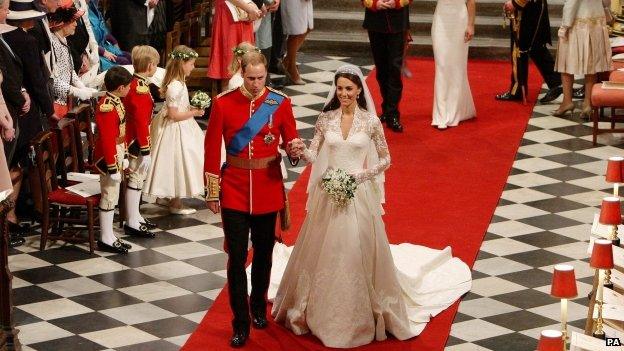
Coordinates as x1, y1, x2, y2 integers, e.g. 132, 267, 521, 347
87, 0, 131, 72
48, 5, 98, 119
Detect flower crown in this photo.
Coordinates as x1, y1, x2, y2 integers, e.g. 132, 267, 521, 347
169, 50, 199, 61
232, 46, 260, 57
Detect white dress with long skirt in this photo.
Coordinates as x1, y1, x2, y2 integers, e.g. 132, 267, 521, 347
143, 80, 205, 198
262, 107, 472, 348
431, 0, 476, 128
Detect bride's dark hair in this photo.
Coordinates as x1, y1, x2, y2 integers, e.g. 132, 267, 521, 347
322, 72, 369, 112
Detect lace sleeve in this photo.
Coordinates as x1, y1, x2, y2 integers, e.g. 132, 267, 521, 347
352, 116, 391, 184
302, 112, 327, 163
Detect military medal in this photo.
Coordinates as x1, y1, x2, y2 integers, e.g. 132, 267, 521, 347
264, 114, 275, 145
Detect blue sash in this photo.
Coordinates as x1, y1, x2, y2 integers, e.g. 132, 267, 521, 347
227, 91, 285, 155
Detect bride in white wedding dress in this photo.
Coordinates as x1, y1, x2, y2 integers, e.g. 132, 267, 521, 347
247, 65, 472, 348
431, 0, 477, 130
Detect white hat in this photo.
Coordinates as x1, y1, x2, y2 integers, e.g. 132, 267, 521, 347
7, 0, 46, 21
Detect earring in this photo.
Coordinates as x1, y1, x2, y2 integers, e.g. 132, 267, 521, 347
357, 94, 360, 99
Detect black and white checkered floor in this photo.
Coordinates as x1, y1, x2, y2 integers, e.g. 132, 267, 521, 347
7, 53, 613, 350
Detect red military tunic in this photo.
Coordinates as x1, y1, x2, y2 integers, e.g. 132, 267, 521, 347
124, 74, 153, 157
204, 86, 298, 214
94, 92, 126, 174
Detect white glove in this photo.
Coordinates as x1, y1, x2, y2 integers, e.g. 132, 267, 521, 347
73, 77, 87, 89
558, 26, 568, 39
110, 172, 122, 183
137, 155, 151, 174
70, 86, 95, 100
122, 158, 129, 170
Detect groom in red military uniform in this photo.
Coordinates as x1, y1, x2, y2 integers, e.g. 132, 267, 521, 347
204, 51, 300, 348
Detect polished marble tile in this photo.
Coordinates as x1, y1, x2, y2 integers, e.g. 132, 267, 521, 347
100, 303, 176, 325
80, 326, 160, 349
118, 281, 192, 302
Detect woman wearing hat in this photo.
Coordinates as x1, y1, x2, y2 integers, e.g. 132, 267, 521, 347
48, 4, 97, 118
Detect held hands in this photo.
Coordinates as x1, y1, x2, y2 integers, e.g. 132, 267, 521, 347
191, 107, 205, 117
206, 200, 221, 214
246, 3, 263, 21
464, 24, 474, 43
286, 138, 305, 158
558, 26, 568, 39
377, 0, 396, 10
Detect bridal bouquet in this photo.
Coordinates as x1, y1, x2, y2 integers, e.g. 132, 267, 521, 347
321, 169, 357, 208
190, 91, 211, 109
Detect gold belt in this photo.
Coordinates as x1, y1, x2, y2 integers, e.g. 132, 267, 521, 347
226, 155, 280, 170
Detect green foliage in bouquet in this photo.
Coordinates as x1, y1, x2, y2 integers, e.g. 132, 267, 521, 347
321, 168, 357, 208
190, 91, 211, 109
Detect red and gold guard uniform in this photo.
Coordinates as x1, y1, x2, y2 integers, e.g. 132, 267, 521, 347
124, 74, 153, 190
94, 92, 126, 211
203, 85, 298, 333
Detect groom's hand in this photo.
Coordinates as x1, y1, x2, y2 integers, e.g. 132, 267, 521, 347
503, 0, 513, 12
206, 200, 221, 214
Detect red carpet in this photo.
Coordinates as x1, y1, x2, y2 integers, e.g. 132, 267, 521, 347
182, 58, 541, 351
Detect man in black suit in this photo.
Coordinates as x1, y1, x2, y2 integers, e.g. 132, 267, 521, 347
30, 0, 59, 73
362, 0, 411, 133
109, 0, 167, 53
6, 2, 54, 128
496, 0, 562, 104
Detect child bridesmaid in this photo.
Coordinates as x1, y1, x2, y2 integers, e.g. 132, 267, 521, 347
143, 45, 206, 215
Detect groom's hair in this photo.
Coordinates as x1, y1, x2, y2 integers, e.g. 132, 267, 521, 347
240, 51, 268, 73
323, 73, 369, 112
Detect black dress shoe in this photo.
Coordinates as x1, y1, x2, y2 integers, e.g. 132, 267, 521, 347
124, 224, 155, 238
117, 239, 132, 250
97, 239, 129, 254
573, 86, 585, 99
495, 91, 522, 101
230, 330, 249, 348
539, 86, 563, 104
8, 235, 25, 248
252, 314, 268, 329
8, 221, 30, 236
387, 118, 404, 132
140, 219, 157, 229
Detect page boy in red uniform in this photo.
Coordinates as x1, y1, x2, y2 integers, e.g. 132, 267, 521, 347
123, 45, 160, 238
93, 66, 133, 254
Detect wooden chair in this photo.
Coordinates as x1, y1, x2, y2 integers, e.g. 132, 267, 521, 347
0, 200, 19, 349
67, 103, 96, 173
32, 131, 99, 253
54, 118, 80, 187
186, 10, 201, 48
165, 25, 181, 66
177, 18, 192, 48
590, 70, 624, 145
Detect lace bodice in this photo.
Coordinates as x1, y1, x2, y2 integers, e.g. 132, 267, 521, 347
303, 107, 390, 184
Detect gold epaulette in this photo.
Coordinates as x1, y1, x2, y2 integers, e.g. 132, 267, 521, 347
136, 85, 149, 95
267, 86, 288, 98
100, 97, 114, 113
216, 88, 236, 99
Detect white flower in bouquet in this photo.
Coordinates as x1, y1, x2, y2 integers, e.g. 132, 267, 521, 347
321, 168, 357, 208
190, 91, 211, 109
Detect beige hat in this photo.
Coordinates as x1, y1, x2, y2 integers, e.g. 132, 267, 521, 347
7, 0, 46, 21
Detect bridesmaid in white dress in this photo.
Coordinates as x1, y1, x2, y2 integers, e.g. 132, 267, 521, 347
253, 65, 472, 348
431, 0, 476, 130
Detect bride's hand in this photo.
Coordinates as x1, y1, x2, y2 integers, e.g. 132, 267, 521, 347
464, 25, 474, 43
